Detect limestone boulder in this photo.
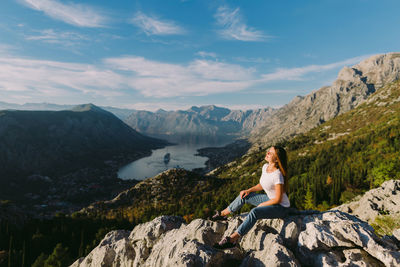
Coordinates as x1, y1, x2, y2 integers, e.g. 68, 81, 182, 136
335, 180, 400, 223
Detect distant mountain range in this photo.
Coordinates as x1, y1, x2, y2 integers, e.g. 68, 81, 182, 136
124, 106, 275, 143
2, 53, 399, 149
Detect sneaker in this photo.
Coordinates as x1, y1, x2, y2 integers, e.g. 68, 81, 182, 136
210, 210, 227, 221
213, 236, 236, 249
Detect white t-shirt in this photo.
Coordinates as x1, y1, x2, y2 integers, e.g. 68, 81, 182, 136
259, 164, 290, 207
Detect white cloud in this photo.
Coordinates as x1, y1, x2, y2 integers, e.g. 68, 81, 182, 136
196, 51, 217, 58
0, 53, 373, 103
131, 12, 186, 36
260, 55, 372, 82
0, 44, 15, 54
25, 29, 88, 46
215, 6, 268, 42
0, 56, 124, 97
105, 56, 255, 97
233, 56, 271, 64
20, 0, 107, 27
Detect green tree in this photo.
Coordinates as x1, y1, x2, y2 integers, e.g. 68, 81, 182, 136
304, 185, 314, 210
32, 253, 48, 267
371, 160, 399, 187
44, 243, 72, 267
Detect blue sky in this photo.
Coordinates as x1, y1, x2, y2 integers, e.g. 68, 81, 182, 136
0, 0, 399, 111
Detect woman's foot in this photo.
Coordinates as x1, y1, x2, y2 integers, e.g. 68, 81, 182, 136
213, 236, 237, 249
210, 210, 228, 221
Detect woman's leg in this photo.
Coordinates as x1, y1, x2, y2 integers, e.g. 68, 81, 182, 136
221, 193, 269, 216
236, 205, 289, 236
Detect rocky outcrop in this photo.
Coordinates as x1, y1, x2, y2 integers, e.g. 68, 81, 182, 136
249, 53, 400, 149
72, 209, 400, 267
335, 180, 400, 223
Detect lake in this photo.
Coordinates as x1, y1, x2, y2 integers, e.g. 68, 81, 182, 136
118, 141, 230, 180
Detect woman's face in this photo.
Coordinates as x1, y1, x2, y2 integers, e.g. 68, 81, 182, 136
265, 147, 277, 164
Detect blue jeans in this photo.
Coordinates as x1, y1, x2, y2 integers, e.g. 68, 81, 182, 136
227, 192, 289, 236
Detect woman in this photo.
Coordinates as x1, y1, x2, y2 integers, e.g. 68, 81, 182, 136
213, 146, 290, 249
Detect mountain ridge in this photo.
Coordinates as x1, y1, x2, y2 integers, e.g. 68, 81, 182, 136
0, 104, 167, 215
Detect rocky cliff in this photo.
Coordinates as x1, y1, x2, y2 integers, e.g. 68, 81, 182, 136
72, 180, 400, 267
249, 53, 400, 149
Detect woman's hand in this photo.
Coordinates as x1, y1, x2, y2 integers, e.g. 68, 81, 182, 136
240, 189, 250, 199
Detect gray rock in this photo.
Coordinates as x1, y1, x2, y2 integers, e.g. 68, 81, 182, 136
335, 180, 400, 223
129, 216, 184, 265
240, 233, 299, 267
144, 220, 240, 267
298, 211, 400, 267
393, 228, 400, 242
73, 210, 400, 267
71, 230, 134, 267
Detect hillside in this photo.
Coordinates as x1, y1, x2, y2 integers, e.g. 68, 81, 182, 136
0, 104, 166, 176
80, 168, 224, 223
0, 104, 167, 215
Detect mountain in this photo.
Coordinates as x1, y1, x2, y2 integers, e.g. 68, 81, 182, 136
0, 104, 165, 177
0, 104, 167, 213
124, 105, 275, 143
72, 181, 400, 266
249, 52, 400, 149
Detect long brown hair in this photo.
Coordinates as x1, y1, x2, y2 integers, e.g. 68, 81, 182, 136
273, 146, 289, 193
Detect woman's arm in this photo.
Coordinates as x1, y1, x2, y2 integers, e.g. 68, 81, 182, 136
240, 183, 263, 199
257, 184, 283, 207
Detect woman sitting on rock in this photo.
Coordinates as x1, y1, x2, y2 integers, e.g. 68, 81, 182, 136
212, 146, 291, 249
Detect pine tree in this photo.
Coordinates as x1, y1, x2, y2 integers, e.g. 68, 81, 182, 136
304, 185, 314, 210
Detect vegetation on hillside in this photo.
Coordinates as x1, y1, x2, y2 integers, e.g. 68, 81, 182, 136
0, 213, 132, 267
